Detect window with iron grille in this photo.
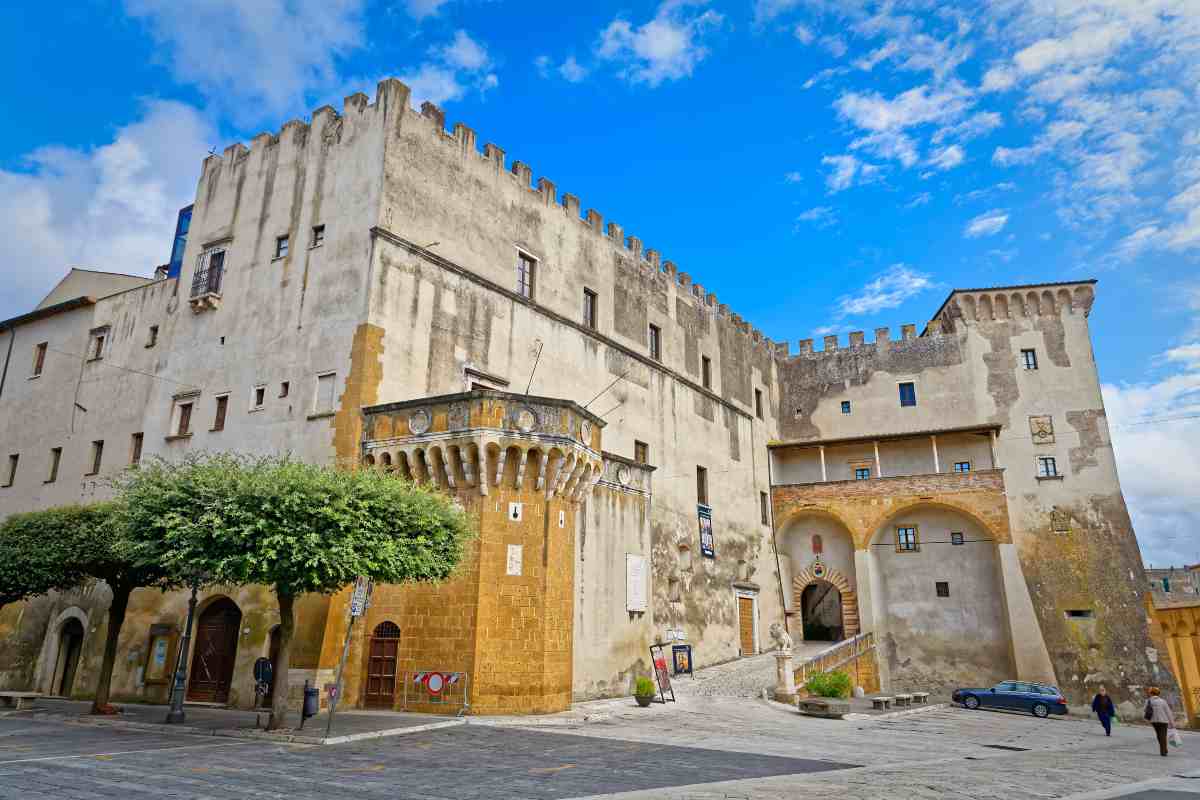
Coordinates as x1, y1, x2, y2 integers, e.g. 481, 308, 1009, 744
1037, 456, 1058, 478
954, 461, 970, 473
1021, 349, 1038, 370
841, 400, 851, 414
516, 251, 536, 299
935, 581, 950, 597
896, 526, 919, 552
191, 248, 226, 298
855, 467, 871, 480
950, 531, 964, 545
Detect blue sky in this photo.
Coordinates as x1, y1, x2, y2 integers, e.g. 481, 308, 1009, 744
1, 0, 1197, 564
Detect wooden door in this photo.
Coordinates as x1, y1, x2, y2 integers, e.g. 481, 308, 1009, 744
188, 599, 241, 704
364, 622, 400, 709
738, 596, 756, 656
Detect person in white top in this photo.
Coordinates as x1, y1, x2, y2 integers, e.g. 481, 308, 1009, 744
1145, 687, 1176, 756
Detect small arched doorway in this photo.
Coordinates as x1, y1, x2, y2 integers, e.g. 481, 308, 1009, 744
364, 621, 400, 709
800, 580, 844, 642
187, 598, 242, 704
54, 619, 85, 697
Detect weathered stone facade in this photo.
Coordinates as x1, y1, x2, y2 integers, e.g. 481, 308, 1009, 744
0, 78, 1171, 714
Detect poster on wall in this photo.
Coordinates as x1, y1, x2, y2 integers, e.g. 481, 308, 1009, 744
698, 505, 715, 558
626, 554, 648, 612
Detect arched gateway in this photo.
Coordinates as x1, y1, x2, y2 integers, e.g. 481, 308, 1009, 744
792, 566, 859, 641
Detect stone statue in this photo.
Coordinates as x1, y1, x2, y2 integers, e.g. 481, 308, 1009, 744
769, 622, 793, 653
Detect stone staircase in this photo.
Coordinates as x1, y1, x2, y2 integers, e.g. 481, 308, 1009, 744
794, 632, 879, 695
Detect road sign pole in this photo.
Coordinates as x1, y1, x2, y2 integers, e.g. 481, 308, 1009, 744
325, 577, 371, 739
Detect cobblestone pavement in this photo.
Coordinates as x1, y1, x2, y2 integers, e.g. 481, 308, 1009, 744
4, 696, 1200, 799
674, 643, 828, 699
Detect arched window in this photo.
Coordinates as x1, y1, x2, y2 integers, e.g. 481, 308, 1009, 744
364, 454, 376, 467
812, 534, 823, 555
372, 621, 401, 639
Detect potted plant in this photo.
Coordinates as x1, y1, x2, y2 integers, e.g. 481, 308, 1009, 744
798, 670, 852, 719
634, 676, 657, 707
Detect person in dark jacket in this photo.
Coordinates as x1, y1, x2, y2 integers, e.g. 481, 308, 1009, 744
1091, 686, 1116, 736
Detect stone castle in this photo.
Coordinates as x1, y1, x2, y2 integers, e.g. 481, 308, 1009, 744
0, 78, 1175, 715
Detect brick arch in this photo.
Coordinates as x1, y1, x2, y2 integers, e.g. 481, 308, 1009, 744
864, 498, 1010, 546
774, 505, 858, 542
792, 566, 859, 638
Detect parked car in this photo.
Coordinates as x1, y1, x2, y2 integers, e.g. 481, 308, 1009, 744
952, 681, 1068, 718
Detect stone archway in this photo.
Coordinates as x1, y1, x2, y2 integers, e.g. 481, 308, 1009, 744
792, 566, 859, 640
35, 606, 90, 696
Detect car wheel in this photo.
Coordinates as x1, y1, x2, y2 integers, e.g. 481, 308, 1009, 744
964, 695, 980, 710
1032, 703, 1049, 718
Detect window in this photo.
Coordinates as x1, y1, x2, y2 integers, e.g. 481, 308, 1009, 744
841, 400, 851, 414
130, 432, 144, 466
516, 251, 536, 299
583, 288, 597, 330
253, 386, 266, 408
32, 342, 47, 376
213, 395, 229, 431
896, 526, 919, 552
47, 447, 62, 483
192, 247, 225, 298
951, 531, 964, 545
88, 441, 104, 475
648, 324, 662, 361
954, 461, 971, 473
754, 388, 764, 419
701, 356, 712, 389
3, 454, 17, 487
177, 402, 193, 436
311, 225, 325, 248
146, 325, 158, 348
88, 328, 108, 361
1037, 456, 1059, 478
279, 381, 290, 398
759, 491, 770, 525
1064, 609, 1095, 619
634, 440, 649, 464
314, 372, 337, 415
696, 466, 709, 506
898, 382, 917, 407
935, 581, 950, 598
855, 467, 871, 480
275, 235, 289, 259
1021, 349, 1038, 370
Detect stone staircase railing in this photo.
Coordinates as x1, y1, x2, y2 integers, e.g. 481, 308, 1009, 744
795, 632, 875, 687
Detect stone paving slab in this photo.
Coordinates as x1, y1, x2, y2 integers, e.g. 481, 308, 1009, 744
16, 698, 456, 744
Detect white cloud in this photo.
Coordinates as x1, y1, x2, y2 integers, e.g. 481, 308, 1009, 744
1104, 331, 1200, 566
795, 206, 837, 229
403, 0, 450, 19
820, 36, 848, 58
821, 154, 880, 193
396, 30, 498, 108
0, 100, 215, 320
964, 208, 1009, 238
905, 192, 932, 209
835, 264, 935, 317
784, 171, 803, 183
793, 24, 815, 44
437, 30, 490, 71
559, 56, 588, 83
927, 144, 964, 171
753, 0, 804, 25
124, 0, 366, 122
932, 111, 1002, 144
835, 83, 972, 133
597, 1, 724, 87
399, 64, 469, 107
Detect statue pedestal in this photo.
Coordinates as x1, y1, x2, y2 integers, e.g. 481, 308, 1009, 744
773, 652, 796, 705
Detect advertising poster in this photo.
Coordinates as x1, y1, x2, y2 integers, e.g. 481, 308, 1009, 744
698, 505, 715, 558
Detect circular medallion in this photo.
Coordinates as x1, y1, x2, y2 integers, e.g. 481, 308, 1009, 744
616, 464, 631, 485
408, 409, 431, 435
516, 407, 538, 433
579, 419, 592, 443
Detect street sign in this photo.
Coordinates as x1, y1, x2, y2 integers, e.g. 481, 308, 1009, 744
349, 576, 373, 617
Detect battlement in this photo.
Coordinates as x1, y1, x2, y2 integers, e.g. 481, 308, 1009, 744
198, 77, 780, 358
786, 322, 950, 360
928, 281, 1097, 334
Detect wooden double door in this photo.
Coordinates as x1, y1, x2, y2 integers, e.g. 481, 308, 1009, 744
363, 622, 400, 709
187, 598, 242, 704
738, 596, 756, 656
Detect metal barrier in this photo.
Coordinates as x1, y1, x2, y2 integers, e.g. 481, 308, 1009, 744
399, 670, 470, 714
796, 631, 875, 686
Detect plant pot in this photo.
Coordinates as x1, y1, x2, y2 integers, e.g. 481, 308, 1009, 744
798, 697, 850, 719
635, 694, 654, 707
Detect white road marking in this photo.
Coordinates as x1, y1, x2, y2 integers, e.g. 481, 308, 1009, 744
0, 739, 252, 765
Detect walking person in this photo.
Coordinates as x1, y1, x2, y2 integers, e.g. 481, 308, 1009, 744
1092, 686, 1116, 736
1144, 687, 1176, 756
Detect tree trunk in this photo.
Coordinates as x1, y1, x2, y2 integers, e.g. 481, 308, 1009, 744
91, 583, 130, 714
268, 589, 295, 730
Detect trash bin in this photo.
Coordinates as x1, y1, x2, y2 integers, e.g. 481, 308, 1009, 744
303, 684, 320, 720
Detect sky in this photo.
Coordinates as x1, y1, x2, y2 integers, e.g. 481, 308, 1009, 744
0, 0, 1196, 565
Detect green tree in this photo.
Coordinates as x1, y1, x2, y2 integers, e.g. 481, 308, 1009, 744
120, 453, 472, 730
0, 503, 179, 712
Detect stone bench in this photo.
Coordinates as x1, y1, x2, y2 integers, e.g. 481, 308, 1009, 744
871, 696, 893, 710
893, 693, 913, 707
0, 692, 41, 711
912, 692, 929, 704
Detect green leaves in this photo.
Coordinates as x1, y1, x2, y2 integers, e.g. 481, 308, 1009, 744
117, 452, 473, 596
